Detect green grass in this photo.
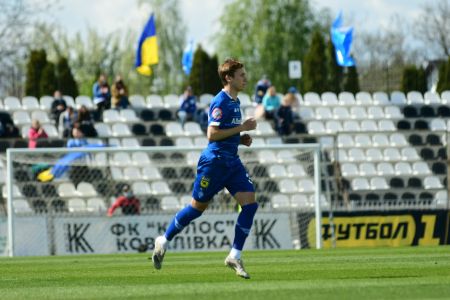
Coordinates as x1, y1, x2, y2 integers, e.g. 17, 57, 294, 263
1, 247, 450, 300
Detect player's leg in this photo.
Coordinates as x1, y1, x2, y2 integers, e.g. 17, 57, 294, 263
152, 157, 225, 270
224, 163, 257, 278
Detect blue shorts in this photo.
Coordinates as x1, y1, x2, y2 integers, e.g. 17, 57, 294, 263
192, 154, 255, 202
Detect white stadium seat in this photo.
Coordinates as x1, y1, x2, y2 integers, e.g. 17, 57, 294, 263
359, 163, 377, 176
407, 91, 424, 104
338, 92, 356, 105
75, 96, 94, 109
22, 96, 40, 111
147, 95, 164, 108
129, 95, 147, 108
390, 91, 406, 105
372, 92, 389, 105
163, 94, 179, 109
355, 92, 372, 105
377, 162, 395, 176
424, 91, 441, 104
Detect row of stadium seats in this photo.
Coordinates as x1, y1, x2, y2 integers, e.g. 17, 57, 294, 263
2, 90, 449, 112
298, 91, 450, 106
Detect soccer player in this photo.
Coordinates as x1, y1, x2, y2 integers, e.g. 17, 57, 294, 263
152, 58, 258, 279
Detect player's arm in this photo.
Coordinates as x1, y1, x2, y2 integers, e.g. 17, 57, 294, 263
207, 118, 256, 141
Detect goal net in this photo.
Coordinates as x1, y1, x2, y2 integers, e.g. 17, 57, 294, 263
2, 144, 324, 256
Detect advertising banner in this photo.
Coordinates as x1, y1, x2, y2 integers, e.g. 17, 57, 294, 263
53, 212, 293, 255
301, 210, 450, 248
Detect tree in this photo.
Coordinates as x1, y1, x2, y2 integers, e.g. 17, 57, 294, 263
189, 46, 221, 95
216, 0, 315, 93
25, 49, 48, 97
57, 57, 78, 98
437, 57, 450, 93
206, 55, 222, 94
401, 65, 427, 93
303, 30, 328, 93
39, 61, 56, 96
326, 40, 343, 93
0, 0, 56, 97
415, 0, 450, 57
343, 66, 360, 94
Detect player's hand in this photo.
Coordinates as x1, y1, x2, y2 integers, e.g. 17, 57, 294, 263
240, 134, 252, 147
242, 118, 257, 131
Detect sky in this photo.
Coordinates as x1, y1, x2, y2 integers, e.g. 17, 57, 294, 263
49, 0, 427, 53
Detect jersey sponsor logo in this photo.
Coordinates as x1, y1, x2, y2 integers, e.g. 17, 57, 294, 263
231, 118, 241, 124
200, 176, 210, 188
212, 108, 222, 120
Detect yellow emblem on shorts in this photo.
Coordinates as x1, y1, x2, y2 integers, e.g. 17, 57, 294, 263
200, 176, 210, 188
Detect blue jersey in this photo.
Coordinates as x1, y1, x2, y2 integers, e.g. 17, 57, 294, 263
206, 90, 242, 157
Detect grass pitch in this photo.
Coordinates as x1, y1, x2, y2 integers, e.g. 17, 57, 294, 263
1, 246, 449, 300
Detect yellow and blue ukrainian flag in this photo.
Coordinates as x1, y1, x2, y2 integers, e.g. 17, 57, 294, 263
135, 13, 159, 76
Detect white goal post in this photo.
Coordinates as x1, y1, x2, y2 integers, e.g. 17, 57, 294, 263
4, 144, 323, 257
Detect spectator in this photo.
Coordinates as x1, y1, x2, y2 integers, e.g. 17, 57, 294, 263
67, 126, 88, 148
107, 184, 140, 216
262, 86, 281, 119
194, 104, 209, 133
177, 86, 197, 127
77, 105, 97, 137
275, 94, 295, 136
58, 106, 78, 138
28, 119, 48, 148
92, 74, 111, 116
50, 90, 67, 124
254, 75, 271, 104
111, 75, 130, 109
0, 112, 19, 138
286, 86, 300, 115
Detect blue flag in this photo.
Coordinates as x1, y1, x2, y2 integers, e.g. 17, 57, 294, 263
331, 12, 355, 67
182, 40, 194, 75
135, 13, 159, 76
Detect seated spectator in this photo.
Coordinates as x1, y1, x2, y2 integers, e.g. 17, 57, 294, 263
28, 119, 48, 148
92, 74, 111, 116
286, 86, 300, 115
77, 105, 97, 137
0, 112, 19, 138
195, 104, 209, 133
67, 126, 88, 148
177, 86, 197, 127
107, 184, 140, 216
50, 90, 67, 124
262, 86, 281, 119
111, 75, 130, 109
275, 94, 295, 136
254, 75, 271, 104
58, 106, 78, 138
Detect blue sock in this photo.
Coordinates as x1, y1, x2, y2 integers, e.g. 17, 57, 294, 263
165, 205, 203, 241
233, 202, 258, 250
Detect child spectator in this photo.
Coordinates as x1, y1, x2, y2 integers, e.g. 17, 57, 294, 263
28, 119, 48, 148
275, 94, 295, 136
